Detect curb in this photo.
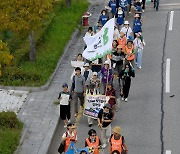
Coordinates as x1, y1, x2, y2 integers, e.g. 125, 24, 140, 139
14, 126, 28, 154
0, 28, 80, 92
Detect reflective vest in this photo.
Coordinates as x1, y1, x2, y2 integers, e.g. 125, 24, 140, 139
118, 37, 127, 52
64, 131, 77, 152
110, 135, 123, 153
125, 45, 135, 61
86, 136, 100, 154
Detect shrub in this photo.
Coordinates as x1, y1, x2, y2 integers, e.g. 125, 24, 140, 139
0, 112, 23, 129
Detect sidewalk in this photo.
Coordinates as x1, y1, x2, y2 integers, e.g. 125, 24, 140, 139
16, 0, 107, 154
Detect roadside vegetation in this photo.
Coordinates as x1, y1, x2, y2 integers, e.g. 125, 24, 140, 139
0, 0, 89, 86
0, 112, 23, 154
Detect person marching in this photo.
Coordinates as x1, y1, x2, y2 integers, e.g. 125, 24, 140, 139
117, 32, 127, 53
133, 32, 146, 69
85, 129, 102, 154
98, 103, 113, 149
133, 13, 142, 38
120, 21, 133, 40
100, 61, 112, 95
71, 67, 85, 117
58, 83, 72, 128
109, 126, 128, 154
99, 10, 109, 26
119, 63, 135, 102
61, 123, 77, 153
124, 37, 136, 66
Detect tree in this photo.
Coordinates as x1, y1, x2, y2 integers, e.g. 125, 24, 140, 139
0, 0, 53, 61
66, 0, 71, 7
0, 40, 13, 77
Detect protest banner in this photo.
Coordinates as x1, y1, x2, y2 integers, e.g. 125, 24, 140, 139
82, 18, 115, 61
83, 95, 109, 119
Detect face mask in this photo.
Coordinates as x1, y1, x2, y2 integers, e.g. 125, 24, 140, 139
102, 13, 106, 16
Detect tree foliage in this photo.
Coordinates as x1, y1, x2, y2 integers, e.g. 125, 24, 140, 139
0, 0, 53, 35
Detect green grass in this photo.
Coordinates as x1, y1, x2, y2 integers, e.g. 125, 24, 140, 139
0, 0, 89, 86
0, 112, 23, 154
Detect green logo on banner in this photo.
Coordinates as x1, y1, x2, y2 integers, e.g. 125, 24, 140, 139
103, 28, 109, 46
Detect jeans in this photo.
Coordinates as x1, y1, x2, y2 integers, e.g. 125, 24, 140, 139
135, 48, 143, 68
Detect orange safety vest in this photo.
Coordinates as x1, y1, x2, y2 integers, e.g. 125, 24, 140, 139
86, 136, 100, 154
117, 37, 127, 52
111, 135, 123, 153
64, 131, 77, 152
125, 45, 135, 61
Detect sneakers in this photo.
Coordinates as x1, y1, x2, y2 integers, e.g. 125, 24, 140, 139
102, 144, 107, 149
137, 66, 142, 69
125, 98, 128, 102
67, 119, 71, 123
64, 125, 67, 128
121, 97, 124, 101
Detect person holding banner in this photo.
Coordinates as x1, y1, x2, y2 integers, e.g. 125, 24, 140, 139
85, 129, 102, 154
98, 103, 113, 149
100, 61, 112, 95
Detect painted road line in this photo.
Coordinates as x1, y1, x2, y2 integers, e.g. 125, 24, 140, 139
166, 58, 170, 93
166, 150, 171, 154
162, 3, 180, 6
169, 11, 174, 31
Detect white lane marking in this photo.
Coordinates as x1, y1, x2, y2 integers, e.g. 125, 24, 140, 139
169, 11, 174, 31
162, 3, 180, 6
166, 59, 171, 93
166, 150, 171, 154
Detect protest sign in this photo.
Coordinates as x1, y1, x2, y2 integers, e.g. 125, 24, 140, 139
84, 95, 109, 119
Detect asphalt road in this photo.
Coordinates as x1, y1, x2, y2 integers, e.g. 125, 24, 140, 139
48, 1, 180, 154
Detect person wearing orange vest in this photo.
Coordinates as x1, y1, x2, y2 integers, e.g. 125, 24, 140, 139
124, 38, 136, 66
85, 129, 101, 154
61, 123, 77, 152
117, 32, 127, 52
109, 126, 128, 154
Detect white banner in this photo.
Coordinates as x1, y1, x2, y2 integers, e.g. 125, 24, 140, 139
84, 95, 109, 119
82, 18, 115, 61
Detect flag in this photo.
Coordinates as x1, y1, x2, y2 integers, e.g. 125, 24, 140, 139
82, 18, 115, 61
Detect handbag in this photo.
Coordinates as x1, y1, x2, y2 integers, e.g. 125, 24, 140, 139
58, 132, 68, 153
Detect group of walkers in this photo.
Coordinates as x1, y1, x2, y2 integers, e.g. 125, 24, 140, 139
57, 0, 153, 153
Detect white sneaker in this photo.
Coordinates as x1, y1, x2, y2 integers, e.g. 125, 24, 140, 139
138, 66, 142, 69
121, 97, 124, 101
67, 119, 71, 123
125, 98, 128, 102
64, 125, 67, 128
102, 144, 107, 149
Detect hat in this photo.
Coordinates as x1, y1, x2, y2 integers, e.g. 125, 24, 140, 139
117, 45, 122, 49
67, 123, 77, 129
135, 32, 142, 36
104, 103, 111, 109
93, 72, 98, 76
104, 61, 109, 65
134, 14, 140, 18
113, 126, 121, 134
84, 63, 90, 67
124, 21, 129, 25
62, 83, 68, 87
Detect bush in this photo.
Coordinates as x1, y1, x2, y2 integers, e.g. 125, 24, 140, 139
0, 112, 23, 129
